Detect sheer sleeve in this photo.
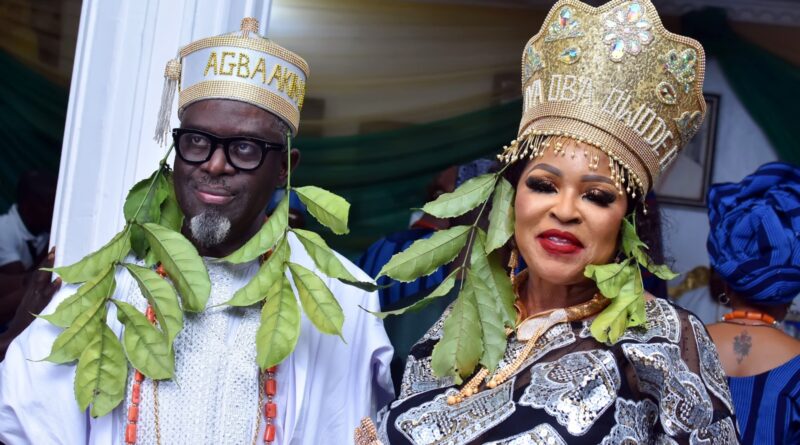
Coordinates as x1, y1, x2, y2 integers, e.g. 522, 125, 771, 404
621, 304, 739, 444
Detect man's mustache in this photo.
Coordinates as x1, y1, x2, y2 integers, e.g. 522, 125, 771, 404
195, 175, 231, 191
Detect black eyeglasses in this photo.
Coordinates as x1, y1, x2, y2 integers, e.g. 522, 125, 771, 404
172, 128, 286, 171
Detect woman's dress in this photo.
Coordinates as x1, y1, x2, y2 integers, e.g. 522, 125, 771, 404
728, 354, 800, 444
377, 298, 738, 444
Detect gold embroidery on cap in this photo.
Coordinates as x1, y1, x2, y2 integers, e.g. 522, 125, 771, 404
204, 52, 219, 76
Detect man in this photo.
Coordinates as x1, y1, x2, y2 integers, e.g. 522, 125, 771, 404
0, 18, 393, 444
0, 171, 57, 325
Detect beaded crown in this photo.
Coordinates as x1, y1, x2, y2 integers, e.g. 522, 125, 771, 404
499, 0, 706, 194
154, 17, 309, 142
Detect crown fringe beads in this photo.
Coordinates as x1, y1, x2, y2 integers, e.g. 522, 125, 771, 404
153, 59, 181, 146
497, 130, 646, 202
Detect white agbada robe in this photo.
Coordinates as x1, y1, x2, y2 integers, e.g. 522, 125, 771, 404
0, 232, 394, 444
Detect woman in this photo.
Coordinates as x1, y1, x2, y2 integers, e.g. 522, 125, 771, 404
356, 0, 737, 444
706, 162, 800, 445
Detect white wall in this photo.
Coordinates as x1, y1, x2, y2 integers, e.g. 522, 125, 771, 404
53, 0, 273, 267
660, 58, 778, 278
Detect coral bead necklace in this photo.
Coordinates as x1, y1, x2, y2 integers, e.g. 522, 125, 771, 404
124, 261, 278, 444
722, 310, 779, 327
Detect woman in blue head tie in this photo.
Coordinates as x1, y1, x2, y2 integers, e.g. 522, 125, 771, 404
706, 162, 800, 445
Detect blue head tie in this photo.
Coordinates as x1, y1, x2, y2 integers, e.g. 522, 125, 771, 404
707, 162, 800, 305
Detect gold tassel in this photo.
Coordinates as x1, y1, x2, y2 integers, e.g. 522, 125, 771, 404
153, 59, 181, 145
240, 17, 259, 38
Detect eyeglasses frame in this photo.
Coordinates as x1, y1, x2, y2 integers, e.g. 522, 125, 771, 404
172, 128, 287, 171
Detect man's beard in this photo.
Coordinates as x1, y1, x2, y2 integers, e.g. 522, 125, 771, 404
189, 211, 232, 249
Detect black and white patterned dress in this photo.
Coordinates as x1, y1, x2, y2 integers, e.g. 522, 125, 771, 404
377, 299, 739, 444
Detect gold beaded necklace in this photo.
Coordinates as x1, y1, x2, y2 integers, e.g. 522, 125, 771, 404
447, 269, 610, 405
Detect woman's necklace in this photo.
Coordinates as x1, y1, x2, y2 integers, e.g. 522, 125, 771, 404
125, 254, 279, 445
447, 270, 610, 405
721, 310, 779, 328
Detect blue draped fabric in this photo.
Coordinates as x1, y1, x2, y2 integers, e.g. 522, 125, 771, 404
707, 162, 800, 304
729, 355, 800, 444
357, 228, 447, 309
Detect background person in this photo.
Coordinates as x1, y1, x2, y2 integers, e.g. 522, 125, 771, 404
0, 170, 57, 328
706, 162, 800, 445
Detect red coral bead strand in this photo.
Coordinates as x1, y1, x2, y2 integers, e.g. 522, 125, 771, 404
125, 369, 146, 444
263, 366, 278, 443
125, 305, 158, 444
125, 261, 164, 444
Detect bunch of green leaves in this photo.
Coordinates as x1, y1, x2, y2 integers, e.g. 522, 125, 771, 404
42, 150, 208, 417
584, 214, 678, 343
372, 172, 517, 383
221, 137, 377, 371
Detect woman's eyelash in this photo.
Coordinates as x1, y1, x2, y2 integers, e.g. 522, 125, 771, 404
526, 177, 557, 193
584, 189, 616, 206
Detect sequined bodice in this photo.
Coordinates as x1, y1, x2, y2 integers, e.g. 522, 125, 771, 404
378, 299, 738, 445
120, 260, 263, 445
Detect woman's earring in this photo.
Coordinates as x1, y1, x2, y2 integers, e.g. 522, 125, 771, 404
508, 248, 519, 286
717, 292, 730, 306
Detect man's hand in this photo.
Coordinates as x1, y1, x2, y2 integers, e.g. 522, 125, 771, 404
0, 247, 62, 361
19, 248, 62, 317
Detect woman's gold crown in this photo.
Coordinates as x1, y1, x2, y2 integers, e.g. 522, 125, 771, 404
501, 0, 706, 195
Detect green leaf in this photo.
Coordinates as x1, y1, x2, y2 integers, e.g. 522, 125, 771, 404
226, 236, 289, 307
470, 231, 516, 328
288, 262, 344, 338
589, 264, 645, 343
647, 263, 678, 281
159, 171, 184, 233
113, 299, 174, 380
422, 174, 496, 219
295, 185, 350, 235
39, 266, 116, 328
291, 228, 377, 291
256, 275, 301, 369
488, 251, 517, 327
123, 263, 183, 344
618, 214, 678, 281
141, 222, 210, 312
52, 229, 130, 284
223, 195, 289, 264
369, 269, 458, 319
430, 286, 483, 383
485, 177, 515, 254
45, 296, 108, 364
74, 323, 126, 417
467, 268, 506, 373
144, 249, 158, 268
124, 171, 170, 258
377, 225, 471, 282
584, 260, 634, 300
620, 216, 647, 258
42, 265, 116, 328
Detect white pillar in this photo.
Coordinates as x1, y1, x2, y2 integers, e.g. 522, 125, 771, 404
53, 0, 273, 266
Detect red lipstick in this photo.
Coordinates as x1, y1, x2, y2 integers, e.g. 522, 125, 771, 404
537, 229, 584, 255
